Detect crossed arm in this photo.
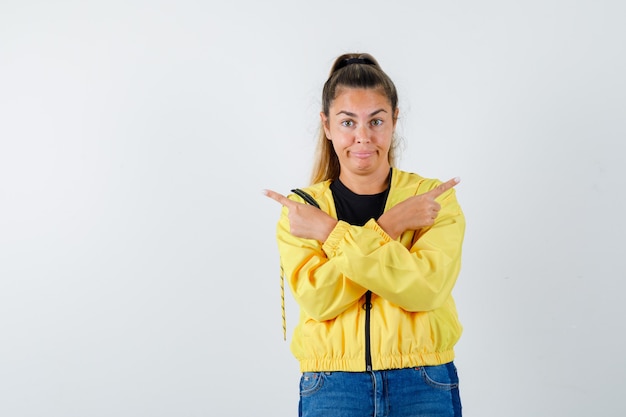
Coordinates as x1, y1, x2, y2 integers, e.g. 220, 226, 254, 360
264, 177, 463, 321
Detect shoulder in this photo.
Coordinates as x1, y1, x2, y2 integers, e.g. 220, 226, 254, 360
391, 168, 442, 195
289, 180, 334, 210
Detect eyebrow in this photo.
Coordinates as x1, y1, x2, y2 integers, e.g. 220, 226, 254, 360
335, 109, 388, 117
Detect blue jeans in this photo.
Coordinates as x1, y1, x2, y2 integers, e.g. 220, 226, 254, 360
299, 363, 461, 417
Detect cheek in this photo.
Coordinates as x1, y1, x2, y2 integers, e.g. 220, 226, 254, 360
329, 138, 351, 158
330, 138, 342, 154
380, 129, 395, 145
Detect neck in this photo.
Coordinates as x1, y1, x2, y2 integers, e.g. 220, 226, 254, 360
338, 166, 391, 195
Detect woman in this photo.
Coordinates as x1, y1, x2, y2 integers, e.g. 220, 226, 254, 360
263, 52, 465, 417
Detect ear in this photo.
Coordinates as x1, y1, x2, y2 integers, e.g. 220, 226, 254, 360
393, 108, 400, 130
320, 112, 331, 139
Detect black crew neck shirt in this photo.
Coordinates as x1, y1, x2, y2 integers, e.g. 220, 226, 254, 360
330, 171, 392, 226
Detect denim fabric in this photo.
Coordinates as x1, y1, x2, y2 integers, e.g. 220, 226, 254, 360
299, 362, 461, 417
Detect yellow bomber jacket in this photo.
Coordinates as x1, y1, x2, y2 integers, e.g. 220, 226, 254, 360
276, 168, 466, 372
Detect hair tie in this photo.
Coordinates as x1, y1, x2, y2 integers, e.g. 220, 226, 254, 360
343, 58, 370, 66
335, 57, 375, 72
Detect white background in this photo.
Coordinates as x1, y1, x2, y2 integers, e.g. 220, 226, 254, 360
1, 1, 625, 416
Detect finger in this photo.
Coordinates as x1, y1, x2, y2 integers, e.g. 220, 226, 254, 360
427, 177, 460, 199
262, 189, 293, 207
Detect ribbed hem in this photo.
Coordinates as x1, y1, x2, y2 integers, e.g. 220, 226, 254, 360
364, 218, 393, 242
298, 349, 456, 373
321, 220, 351, 257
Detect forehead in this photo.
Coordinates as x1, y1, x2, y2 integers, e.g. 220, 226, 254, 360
331, 87, 391, 111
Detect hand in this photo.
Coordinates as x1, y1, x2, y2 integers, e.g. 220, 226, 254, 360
263, 189, 338, 242
377, 177, 460, 239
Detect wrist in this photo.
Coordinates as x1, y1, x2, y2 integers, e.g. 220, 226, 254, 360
377, 213, 402, 240
318, 218, 338, 243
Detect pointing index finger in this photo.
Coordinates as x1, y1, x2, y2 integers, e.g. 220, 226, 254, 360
262, 189, 293, 207
428, 177, 461, 199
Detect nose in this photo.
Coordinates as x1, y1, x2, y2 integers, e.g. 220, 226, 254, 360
355, 125, 370, 143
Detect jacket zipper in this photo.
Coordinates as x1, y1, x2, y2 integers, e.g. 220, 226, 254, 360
364, 290, 373, 371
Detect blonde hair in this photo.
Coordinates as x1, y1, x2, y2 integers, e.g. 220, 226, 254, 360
310, 53, 400, 184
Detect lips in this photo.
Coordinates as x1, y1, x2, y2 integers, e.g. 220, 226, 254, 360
350, 150, 376, 159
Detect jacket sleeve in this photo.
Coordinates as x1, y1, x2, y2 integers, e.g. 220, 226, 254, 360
276, 200, 369, 322
321, 187, 465, 312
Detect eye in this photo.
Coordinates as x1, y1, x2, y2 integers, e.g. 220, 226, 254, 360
341, 120, 354, 127
371, 119, 383, 126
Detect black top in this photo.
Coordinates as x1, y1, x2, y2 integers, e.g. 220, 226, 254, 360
330, 170, 392, 225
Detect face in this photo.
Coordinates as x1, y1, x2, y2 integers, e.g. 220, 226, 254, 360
321, 87, 398, 181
